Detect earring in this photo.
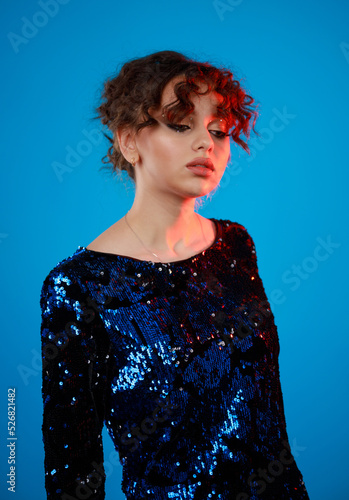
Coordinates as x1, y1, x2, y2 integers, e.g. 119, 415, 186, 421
131, 158, 136, 167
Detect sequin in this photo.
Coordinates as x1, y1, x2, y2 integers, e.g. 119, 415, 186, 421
40, 219, 309, 499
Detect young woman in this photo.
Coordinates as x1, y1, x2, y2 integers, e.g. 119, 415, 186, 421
40, 50, 310, 499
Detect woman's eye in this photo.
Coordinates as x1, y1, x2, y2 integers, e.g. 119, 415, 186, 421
212, 131, 229, 139
167, 123, 229, 139
167, 124, 189, 132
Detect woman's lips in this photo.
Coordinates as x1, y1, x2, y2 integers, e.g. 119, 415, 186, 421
186, 157, 214, 170
186, 165, 214, 177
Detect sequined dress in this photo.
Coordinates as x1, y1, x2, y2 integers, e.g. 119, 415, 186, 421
40, 219, 309, 499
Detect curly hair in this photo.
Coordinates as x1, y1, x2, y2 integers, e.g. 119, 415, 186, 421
93, 50, 259, 183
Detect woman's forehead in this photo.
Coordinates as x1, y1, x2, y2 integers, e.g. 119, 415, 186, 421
161, 76, 223, 108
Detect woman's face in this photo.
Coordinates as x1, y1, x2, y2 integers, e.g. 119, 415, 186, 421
128, 76, 231, 200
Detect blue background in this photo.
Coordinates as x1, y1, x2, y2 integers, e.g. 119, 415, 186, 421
1, 0, 348, 498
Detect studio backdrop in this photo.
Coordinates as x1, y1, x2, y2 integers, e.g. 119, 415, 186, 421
1, 0, 348, 498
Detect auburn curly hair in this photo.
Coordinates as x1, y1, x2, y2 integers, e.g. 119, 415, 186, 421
94, 50, 259, 183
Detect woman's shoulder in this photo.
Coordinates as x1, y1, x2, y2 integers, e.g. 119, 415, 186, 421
41, 220, 127, 286
218, 218, 254, 241
40, 220, 129, 303
40, 245, 96, 301
217, 219, 257, 260
85, 218, 130, 255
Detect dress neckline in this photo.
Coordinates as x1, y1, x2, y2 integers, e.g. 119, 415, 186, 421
78, 218, 222, 266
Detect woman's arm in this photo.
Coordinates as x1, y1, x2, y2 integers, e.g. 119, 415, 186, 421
40, 268, 112, 499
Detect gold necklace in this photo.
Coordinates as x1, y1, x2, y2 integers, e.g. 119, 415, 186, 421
123, 211, 205, 263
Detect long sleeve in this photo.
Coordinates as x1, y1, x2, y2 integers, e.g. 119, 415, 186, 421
40, 268, 113, 499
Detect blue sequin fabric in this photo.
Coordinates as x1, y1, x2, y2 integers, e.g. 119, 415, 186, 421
40, 219, 309, 499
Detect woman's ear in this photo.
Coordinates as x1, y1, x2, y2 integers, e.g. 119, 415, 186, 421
115, 126, 139, 164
